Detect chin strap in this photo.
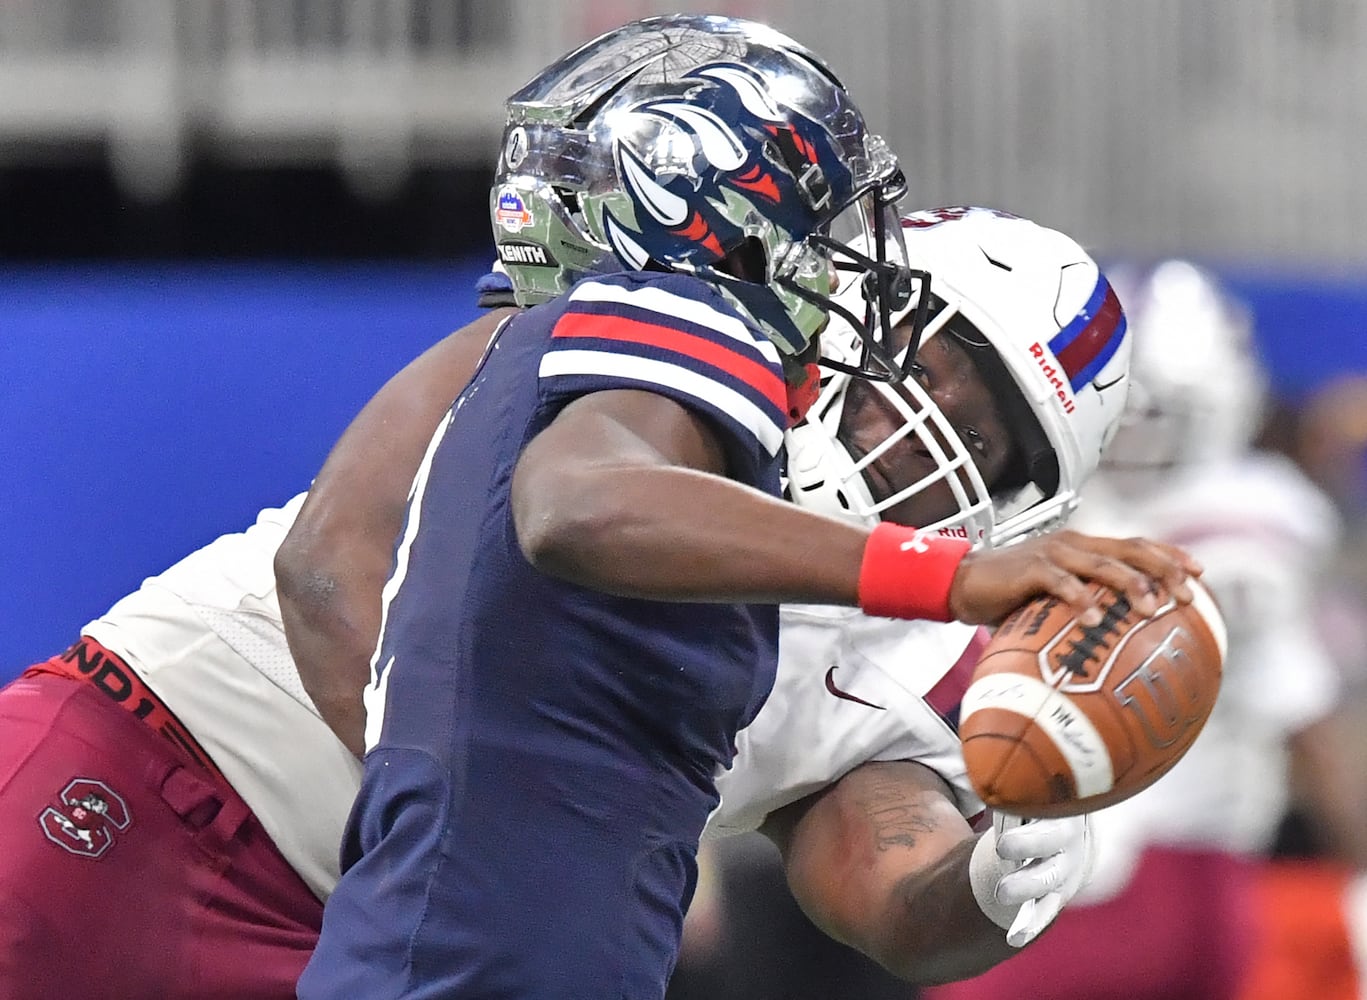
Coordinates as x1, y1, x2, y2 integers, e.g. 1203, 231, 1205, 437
784, 361, 822, 427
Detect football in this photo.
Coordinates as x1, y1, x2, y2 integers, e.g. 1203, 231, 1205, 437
958, 579, 1226, 818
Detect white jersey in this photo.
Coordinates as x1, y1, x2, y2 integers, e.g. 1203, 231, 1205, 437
81, 497, 988, 898
708, 605, 986, 839
1070, 452, 1342, 897
82, 493, 362, 902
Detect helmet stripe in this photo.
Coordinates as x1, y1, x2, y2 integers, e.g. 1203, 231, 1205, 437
1048, 278, 1128, 391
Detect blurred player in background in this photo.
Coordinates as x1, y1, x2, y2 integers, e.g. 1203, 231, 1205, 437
293, 15, 1196, 998
1234, 372, 1367, 1000
925, 259, 1357, 1000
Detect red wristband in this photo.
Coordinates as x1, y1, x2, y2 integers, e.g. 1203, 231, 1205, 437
857, 523, 971, 622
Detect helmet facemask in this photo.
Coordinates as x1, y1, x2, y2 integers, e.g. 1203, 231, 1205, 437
707, 133, 927, 376
786, 295, 1044, 544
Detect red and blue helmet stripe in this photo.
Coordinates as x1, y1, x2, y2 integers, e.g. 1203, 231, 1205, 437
1047, 276, 1127, 391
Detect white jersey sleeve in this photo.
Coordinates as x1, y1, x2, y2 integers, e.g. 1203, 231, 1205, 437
81, 493, 361, 902
705, 604, 987, 840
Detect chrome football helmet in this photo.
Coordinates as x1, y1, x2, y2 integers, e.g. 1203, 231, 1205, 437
490, 13, 919, 372
785, 207, 1133, 546
1100, 259, 1266, 488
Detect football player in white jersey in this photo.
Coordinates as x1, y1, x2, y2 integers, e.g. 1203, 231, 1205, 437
0, 207, 1187, 997
925, 260, 1349, 1000
281, 206, 1175, 986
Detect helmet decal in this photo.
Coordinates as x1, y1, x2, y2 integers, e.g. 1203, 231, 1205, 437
730, 159, 781, 203
694, 64, 785, 122
616, 142, 690, 226
603, 211, 653, 270
1047, 275, 1128, 392
630, 103, 750, 171
495, 188, 535, 234
601, 60, 852, 271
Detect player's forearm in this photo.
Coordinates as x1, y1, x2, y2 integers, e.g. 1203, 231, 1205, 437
864, 836, 1020, 984
769, 761, 1020, 985
512, 386, 878, 605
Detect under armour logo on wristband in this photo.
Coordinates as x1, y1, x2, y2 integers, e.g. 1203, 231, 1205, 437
899, 533, 932, 554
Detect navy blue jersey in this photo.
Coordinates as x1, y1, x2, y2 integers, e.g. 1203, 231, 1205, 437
366, 269, 785, 780
300, 271, 791, 998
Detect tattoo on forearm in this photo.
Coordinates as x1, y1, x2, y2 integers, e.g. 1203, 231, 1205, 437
854, 771, 940, 851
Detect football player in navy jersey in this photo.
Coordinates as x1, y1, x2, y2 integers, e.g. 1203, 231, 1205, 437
290, 16, 1199, 1000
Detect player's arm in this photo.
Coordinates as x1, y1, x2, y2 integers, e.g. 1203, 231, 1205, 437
512, 387, 875, 604
275, 306, 517, 756
512, 396, 1198, 625
760, 760, 1089, 985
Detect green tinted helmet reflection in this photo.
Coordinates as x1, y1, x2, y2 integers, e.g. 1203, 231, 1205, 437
488, 13, 920, 375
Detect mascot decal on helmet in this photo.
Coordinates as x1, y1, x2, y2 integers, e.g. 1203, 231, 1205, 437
603, 62, 847, 273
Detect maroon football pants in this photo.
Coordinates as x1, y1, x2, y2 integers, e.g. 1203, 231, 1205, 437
0, 672, 323, 999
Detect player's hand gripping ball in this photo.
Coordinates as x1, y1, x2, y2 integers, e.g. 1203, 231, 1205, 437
959, 580, 1226, 818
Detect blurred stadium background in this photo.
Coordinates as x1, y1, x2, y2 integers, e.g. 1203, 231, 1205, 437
4, 2, 1367, 998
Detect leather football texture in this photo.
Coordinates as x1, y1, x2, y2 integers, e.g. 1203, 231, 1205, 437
959, 579, 1226, 818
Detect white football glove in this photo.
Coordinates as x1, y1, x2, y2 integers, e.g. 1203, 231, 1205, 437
969, 812, 1095, 948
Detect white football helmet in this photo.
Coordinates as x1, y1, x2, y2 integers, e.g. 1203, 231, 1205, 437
1101, 259, 1266, 488
785, 207, 1132, 546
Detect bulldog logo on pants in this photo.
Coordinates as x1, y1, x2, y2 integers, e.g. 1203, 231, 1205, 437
39, 777, 131, 859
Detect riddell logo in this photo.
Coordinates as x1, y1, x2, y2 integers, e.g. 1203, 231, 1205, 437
1029, 342, 1076, 414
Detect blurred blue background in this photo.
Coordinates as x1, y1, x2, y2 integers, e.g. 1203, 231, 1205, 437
2, 262, 486, 669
